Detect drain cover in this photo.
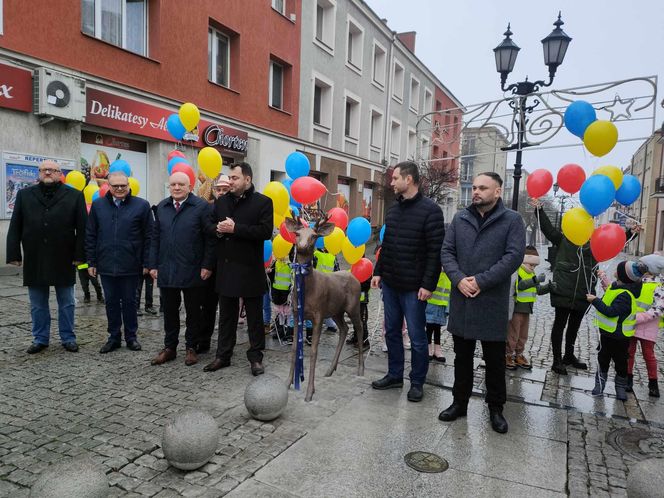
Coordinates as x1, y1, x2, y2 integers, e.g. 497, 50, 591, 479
606, 427, 664, 461
404, 451, 449, 473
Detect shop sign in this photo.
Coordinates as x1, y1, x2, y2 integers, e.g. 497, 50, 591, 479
0, 62, 32, 112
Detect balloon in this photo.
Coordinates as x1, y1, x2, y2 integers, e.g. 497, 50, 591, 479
263, 240, 273, 263
590, 224, 626, 262
128, 177, 140, 196
285, 151, 311, 179
274, 213, 285, 228
198, 147, 222, 179
592, 165, 623, 190
327, 207, 349, 231
290, 205, 300, 217
99, 183, 110, 198
564, 101, 597, 138
315, 236, 325, 249
167, 156, 188, 174
91, 191, 100, 202
526, 169, 553, 198
342, 238, 364, 265
166, 114, 186, 141
263, 181, 290, 216
86, 203, 92, 214
178, 102, 200, 132
556, 164, 586, 194
65, 170, 86, 191
171, 163, 196, 188
379, 224, 386, 243
109, 159, 131, 177
272, 234, 293, 259
347, 217, 371, 247
324, 227, 345, 255
291, 177, 327, 204
279, 221, 297, 244
264, 256, 273, 269
583, 120, 618, 157
83, 183, 99, 204
351, 258, 374, 282
615, 175, 641, 206
580, 175, 615, 216
167, 149, 186, 162
282, 178, 294, 191
561, 207, 595, 246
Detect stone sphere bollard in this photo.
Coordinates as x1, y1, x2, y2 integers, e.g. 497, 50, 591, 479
244, 373, 289, 421
31, 458, 108, 498
627, 457, 664, 497
162, 409, 219, 471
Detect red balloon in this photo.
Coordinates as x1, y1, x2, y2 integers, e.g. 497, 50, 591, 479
351, 258, 374, 282
590, 224, 626, 262
167, 149, 186, 162
171, 163, 196, 188
264, 256, 273, 269
557, 164, 586, 194
526, 169, 554, 198
291, 177, 327, 205
279, 221, 297, 244
86, 203, 92, 214
99, 183, 110, 198
327, 207, 349, 230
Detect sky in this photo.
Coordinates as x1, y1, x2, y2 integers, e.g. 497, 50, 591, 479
364, 0, 664, 178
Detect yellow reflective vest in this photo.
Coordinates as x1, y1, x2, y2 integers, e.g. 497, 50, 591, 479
273, 261, 291, 291
314, 250, 335, 273
593, 286, 637, 337
515, 266, 537, 303
428, 272, 451, 307
635, 281, 664, 328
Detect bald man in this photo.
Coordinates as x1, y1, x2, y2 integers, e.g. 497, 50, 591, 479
149, 172, 216, 367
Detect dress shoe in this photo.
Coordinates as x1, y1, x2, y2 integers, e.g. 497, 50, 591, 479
562, 354, 587, 370
515, 354, 532, 370
371, 375, 403, 390
62, 342, 79, 352
26, 343, 48, 354
489, 407, 508, 434
185, 348, 198, 366
126, 340, 142, 351
194, 343, 211, 354
144, 306, 157, 315
250, 361, 265, 376
438, 402, 467, 421
136, 308, 144, 317
505, 354, 517, 370
433, 355, 446, 363
407, 385, 423, 402
100, 341, 121, 354
204, 358, 231, 372
151, 348, 176, 365
551, 359, 568, 375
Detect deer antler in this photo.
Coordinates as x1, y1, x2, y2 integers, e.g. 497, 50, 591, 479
313, 211, 331, 230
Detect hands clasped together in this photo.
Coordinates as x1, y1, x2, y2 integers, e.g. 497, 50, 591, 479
458, 276, 480, 298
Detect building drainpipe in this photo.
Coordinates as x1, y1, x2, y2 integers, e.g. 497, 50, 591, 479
383, 31, 396, 168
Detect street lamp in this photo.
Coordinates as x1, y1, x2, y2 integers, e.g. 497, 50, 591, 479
494, 13, 572, 211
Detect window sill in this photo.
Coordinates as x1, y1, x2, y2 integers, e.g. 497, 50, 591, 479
313, 123, 331, 133
81, 32, 159, 63
208, 80, 240, 95
392, 95, 403, 105
345, 61, 362, 77
271, 7, 296, 23
313, 38, 334, 57
344, 135, 359, 144
409, 106, 419, 115
269, 105, 292, 116
371, 80, 385, 92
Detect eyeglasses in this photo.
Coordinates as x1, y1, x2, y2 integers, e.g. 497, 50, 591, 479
109, 184, 128, 190
39, 168, 61, 174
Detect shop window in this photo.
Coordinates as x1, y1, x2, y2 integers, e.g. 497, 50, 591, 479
81, 0, 147, 56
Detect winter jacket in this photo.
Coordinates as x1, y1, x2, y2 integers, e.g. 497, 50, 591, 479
373, 192, 445, 292
590, 280, 642, 339
85, 192, 152, 276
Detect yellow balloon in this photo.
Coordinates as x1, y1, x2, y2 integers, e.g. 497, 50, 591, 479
591, 165, 623, 190
179, 102, 200, 132
272, 234, 293, 259
583, 120, 618, 157
273, 212, 285, 228
561, 207, 595, 246
65, 170, 86, 191
83, 183, 99, 204
263, 181, 290, 216
128, 177, 140, 196
324, 226, 344, 255
197, 147, 222, 179
341, 237, 364, 265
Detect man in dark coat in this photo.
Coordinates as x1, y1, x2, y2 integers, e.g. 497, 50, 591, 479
439, 172, 525, 434
203, 163, 273, 376
6, 160, 87, 353
149, 171, 216, 367
86, 171, 152, 354
371, 161, 445, 402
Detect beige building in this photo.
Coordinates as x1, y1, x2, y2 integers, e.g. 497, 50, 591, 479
459, 126, 508, 208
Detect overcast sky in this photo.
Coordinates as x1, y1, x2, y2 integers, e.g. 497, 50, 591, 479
365, 0, 664, 177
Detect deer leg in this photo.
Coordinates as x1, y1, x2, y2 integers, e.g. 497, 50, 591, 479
325, 314, 347, 377
348, 306, 365, 377
305, 319, 323, 402
287, 303, 298, 388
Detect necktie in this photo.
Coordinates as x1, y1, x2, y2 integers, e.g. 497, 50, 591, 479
114, 199, 121, 208
175, 201, 181, 212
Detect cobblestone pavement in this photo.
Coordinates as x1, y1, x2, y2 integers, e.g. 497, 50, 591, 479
2, 250, 664, 496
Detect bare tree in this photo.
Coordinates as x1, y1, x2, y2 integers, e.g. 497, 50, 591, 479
419, 160, 459, 205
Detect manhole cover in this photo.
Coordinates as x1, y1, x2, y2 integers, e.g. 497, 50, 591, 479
606, 427, 664, 461
404, 451, 449, 473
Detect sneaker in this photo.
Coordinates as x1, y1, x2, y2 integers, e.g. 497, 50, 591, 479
515, 354, 532, 370
145, 306, 157, 315
505, 354, 517, 370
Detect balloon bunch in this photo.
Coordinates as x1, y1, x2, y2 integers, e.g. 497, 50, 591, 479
166, 102, 200, 142
72, 159, 141, 212
564, 101, 618, 157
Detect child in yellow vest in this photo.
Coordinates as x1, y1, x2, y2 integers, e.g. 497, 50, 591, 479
425, 270, 451, 363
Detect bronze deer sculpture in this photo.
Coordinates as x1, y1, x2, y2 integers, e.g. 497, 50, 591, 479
284, 215, 365, 402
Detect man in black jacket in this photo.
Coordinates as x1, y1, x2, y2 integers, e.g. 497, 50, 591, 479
371, 161, 445, 402
203, 163, 273, 376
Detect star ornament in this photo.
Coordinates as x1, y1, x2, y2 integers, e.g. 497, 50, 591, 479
602, 95, 635, 122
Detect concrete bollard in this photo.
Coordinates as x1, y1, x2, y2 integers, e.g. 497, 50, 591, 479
627, 457, 664, 497
30, 458, 108, 498
162, 409, 219, 470
244, 373, 289, 421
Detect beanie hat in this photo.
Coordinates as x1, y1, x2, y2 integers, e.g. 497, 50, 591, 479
639, 254, 664, 275
523, 245, 540, 266
616, 261, 643, 284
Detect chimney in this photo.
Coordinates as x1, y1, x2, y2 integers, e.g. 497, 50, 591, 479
397, 31, 416, 53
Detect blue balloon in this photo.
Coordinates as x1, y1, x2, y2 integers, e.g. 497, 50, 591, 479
166, 113, 186, 141
347, 217, 371, 247
281, 178, 301, 208
167, 156, 187, 174
580, 175, 615, 216
285, 151, 310, 179
564, 101, 597, 139
615, 175, 641, 206
109, 159, 131, 177
379, 224, 386, 243
263, 240, 273, 263
91, 191, 100, 202
315, 236, 325, 249
290, 205, 300, 217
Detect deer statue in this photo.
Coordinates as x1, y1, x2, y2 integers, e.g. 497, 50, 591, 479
283, 215, 365, 402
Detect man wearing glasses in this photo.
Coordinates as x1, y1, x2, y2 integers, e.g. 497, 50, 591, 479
7, 160, 87, 354
85, 171, 152, 354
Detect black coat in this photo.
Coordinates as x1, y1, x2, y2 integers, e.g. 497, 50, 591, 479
149, 194, 216, 288
373, 192, 445, 292
6, 183, 87, 286
590, 281, 642, 338
210, 185, 273, 298
85, 192, 153, 276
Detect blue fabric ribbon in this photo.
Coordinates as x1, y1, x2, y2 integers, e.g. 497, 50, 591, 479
290, 261, 311, 390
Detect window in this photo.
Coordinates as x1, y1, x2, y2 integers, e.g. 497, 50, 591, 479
423, 89, 433, 120
1, 0, 4, 35
372, 41, 386, 88
271, 0, 285, 15
208, 27, 230, 87
390, 119, 401, 159
344, 94, 360, 140
408, 129, 417, 160
460, 186, 472, 206
370, 109, 383, 149
409, 76, 420, 113
346, 16, 364, 72
81, 0, 147, 56
315, 0, 336, 52
460, 157, 474, 182
313, 76, 333, 128
421, 138, 429, 160
392, 60, 404, 102
269, 60, 284, 109
435, 100, 443, 112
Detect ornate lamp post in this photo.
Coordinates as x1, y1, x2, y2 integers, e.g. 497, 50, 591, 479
494, 13, 572, 211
